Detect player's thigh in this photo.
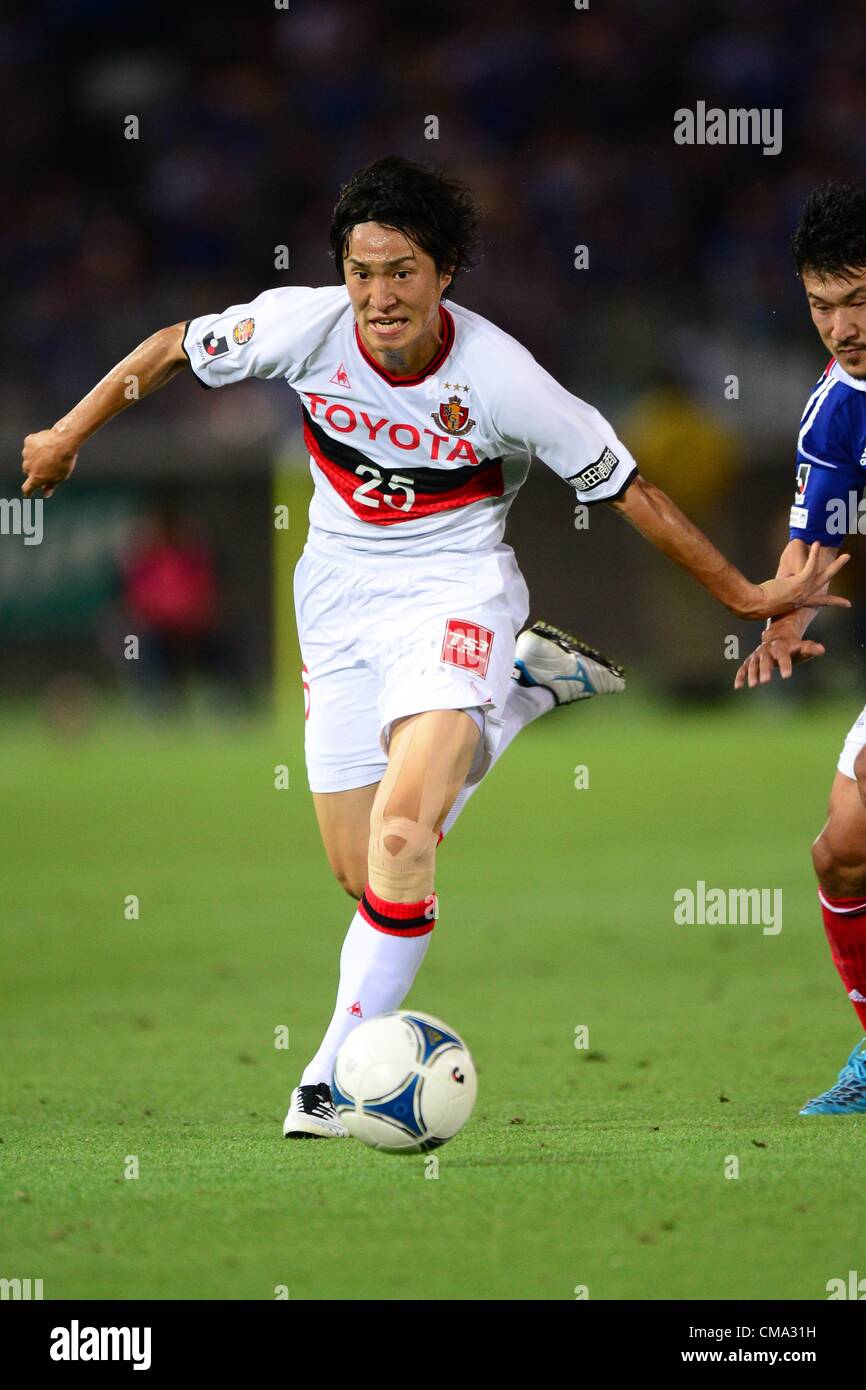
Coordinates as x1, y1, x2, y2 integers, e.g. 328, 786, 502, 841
302, 660, 384, 898
377, 545, 530, 796
813, 767, 866, 882
312, 783, 379, 899
302, 669, 385, 897
374, 708, 481, 833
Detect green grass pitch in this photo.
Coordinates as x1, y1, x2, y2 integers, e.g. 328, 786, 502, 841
3, 693, 866, 1301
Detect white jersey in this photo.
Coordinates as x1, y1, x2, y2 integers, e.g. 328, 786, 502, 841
183, 285, 638, 556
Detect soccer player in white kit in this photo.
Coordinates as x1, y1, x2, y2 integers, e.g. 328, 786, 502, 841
21, 157, 849, 1139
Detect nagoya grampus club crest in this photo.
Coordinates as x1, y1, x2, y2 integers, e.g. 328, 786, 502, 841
432, 392, 475, 436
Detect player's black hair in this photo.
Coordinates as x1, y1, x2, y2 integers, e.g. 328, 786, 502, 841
329, 156, 480, 298
791, 180, 866, 281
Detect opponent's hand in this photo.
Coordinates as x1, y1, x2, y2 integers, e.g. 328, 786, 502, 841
734, 633, 826, 690
21, 427, 79, 498
738, 543, 851, 619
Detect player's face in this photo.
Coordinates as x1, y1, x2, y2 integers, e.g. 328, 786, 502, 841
343, 222, 453, 369
802, 267, 866, 379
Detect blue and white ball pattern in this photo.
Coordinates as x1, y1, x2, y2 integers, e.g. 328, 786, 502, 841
332, 1011, 477, 1153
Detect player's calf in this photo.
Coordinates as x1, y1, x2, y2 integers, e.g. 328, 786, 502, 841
812, 825, 866, 897
312, 782, 378, 902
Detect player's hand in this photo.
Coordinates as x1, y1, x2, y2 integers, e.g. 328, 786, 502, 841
21, 427, 79, 498
742, 543, 851, 619
733, 633, 826, 690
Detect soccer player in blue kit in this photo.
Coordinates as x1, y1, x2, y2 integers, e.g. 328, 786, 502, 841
736, 181, 866, 1113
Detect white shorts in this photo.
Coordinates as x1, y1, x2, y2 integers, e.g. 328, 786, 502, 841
294, 538, 530, 793
838, 705, 866, 780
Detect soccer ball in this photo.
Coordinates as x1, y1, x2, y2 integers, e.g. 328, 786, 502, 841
331, 1010, 477, 1153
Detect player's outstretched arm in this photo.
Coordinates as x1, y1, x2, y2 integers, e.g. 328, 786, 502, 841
21, 322, 189, 497
733, 538, 841, 690
610, 475, 850, 621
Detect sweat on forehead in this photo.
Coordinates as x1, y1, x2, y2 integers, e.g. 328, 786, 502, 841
344, 225, 423, 261
802, 267, 866, 299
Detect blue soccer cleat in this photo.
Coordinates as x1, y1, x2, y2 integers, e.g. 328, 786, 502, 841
799, 1038, 866, 1114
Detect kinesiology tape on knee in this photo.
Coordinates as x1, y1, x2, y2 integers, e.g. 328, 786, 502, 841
367, 714, 467, 901
368, 812, 437, 900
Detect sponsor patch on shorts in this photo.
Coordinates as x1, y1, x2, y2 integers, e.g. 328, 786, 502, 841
441, 619, 493, 678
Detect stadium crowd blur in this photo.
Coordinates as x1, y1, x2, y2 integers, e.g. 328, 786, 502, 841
4, 0, 866, 701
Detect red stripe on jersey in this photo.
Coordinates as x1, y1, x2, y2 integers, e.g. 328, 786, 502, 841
303, 419, 504, 525
353, 305, 455, 387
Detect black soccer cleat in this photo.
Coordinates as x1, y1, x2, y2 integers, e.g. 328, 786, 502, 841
283, 1082, 348, 1139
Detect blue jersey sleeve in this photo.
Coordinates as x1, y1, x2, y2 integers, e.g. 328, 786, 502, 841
789, 372, 866, 545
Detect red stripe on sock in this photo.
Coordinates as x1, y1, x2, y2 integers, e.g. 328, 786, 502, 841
819, 890, 866, 1027
819, 890, 866, 914
358, 884, 437, 936
362, 885, 433, 920
357, 903, 435, 937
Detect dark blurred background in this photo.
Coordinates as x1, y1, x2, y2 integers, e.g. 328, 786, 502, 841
3, 0, 866, 715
